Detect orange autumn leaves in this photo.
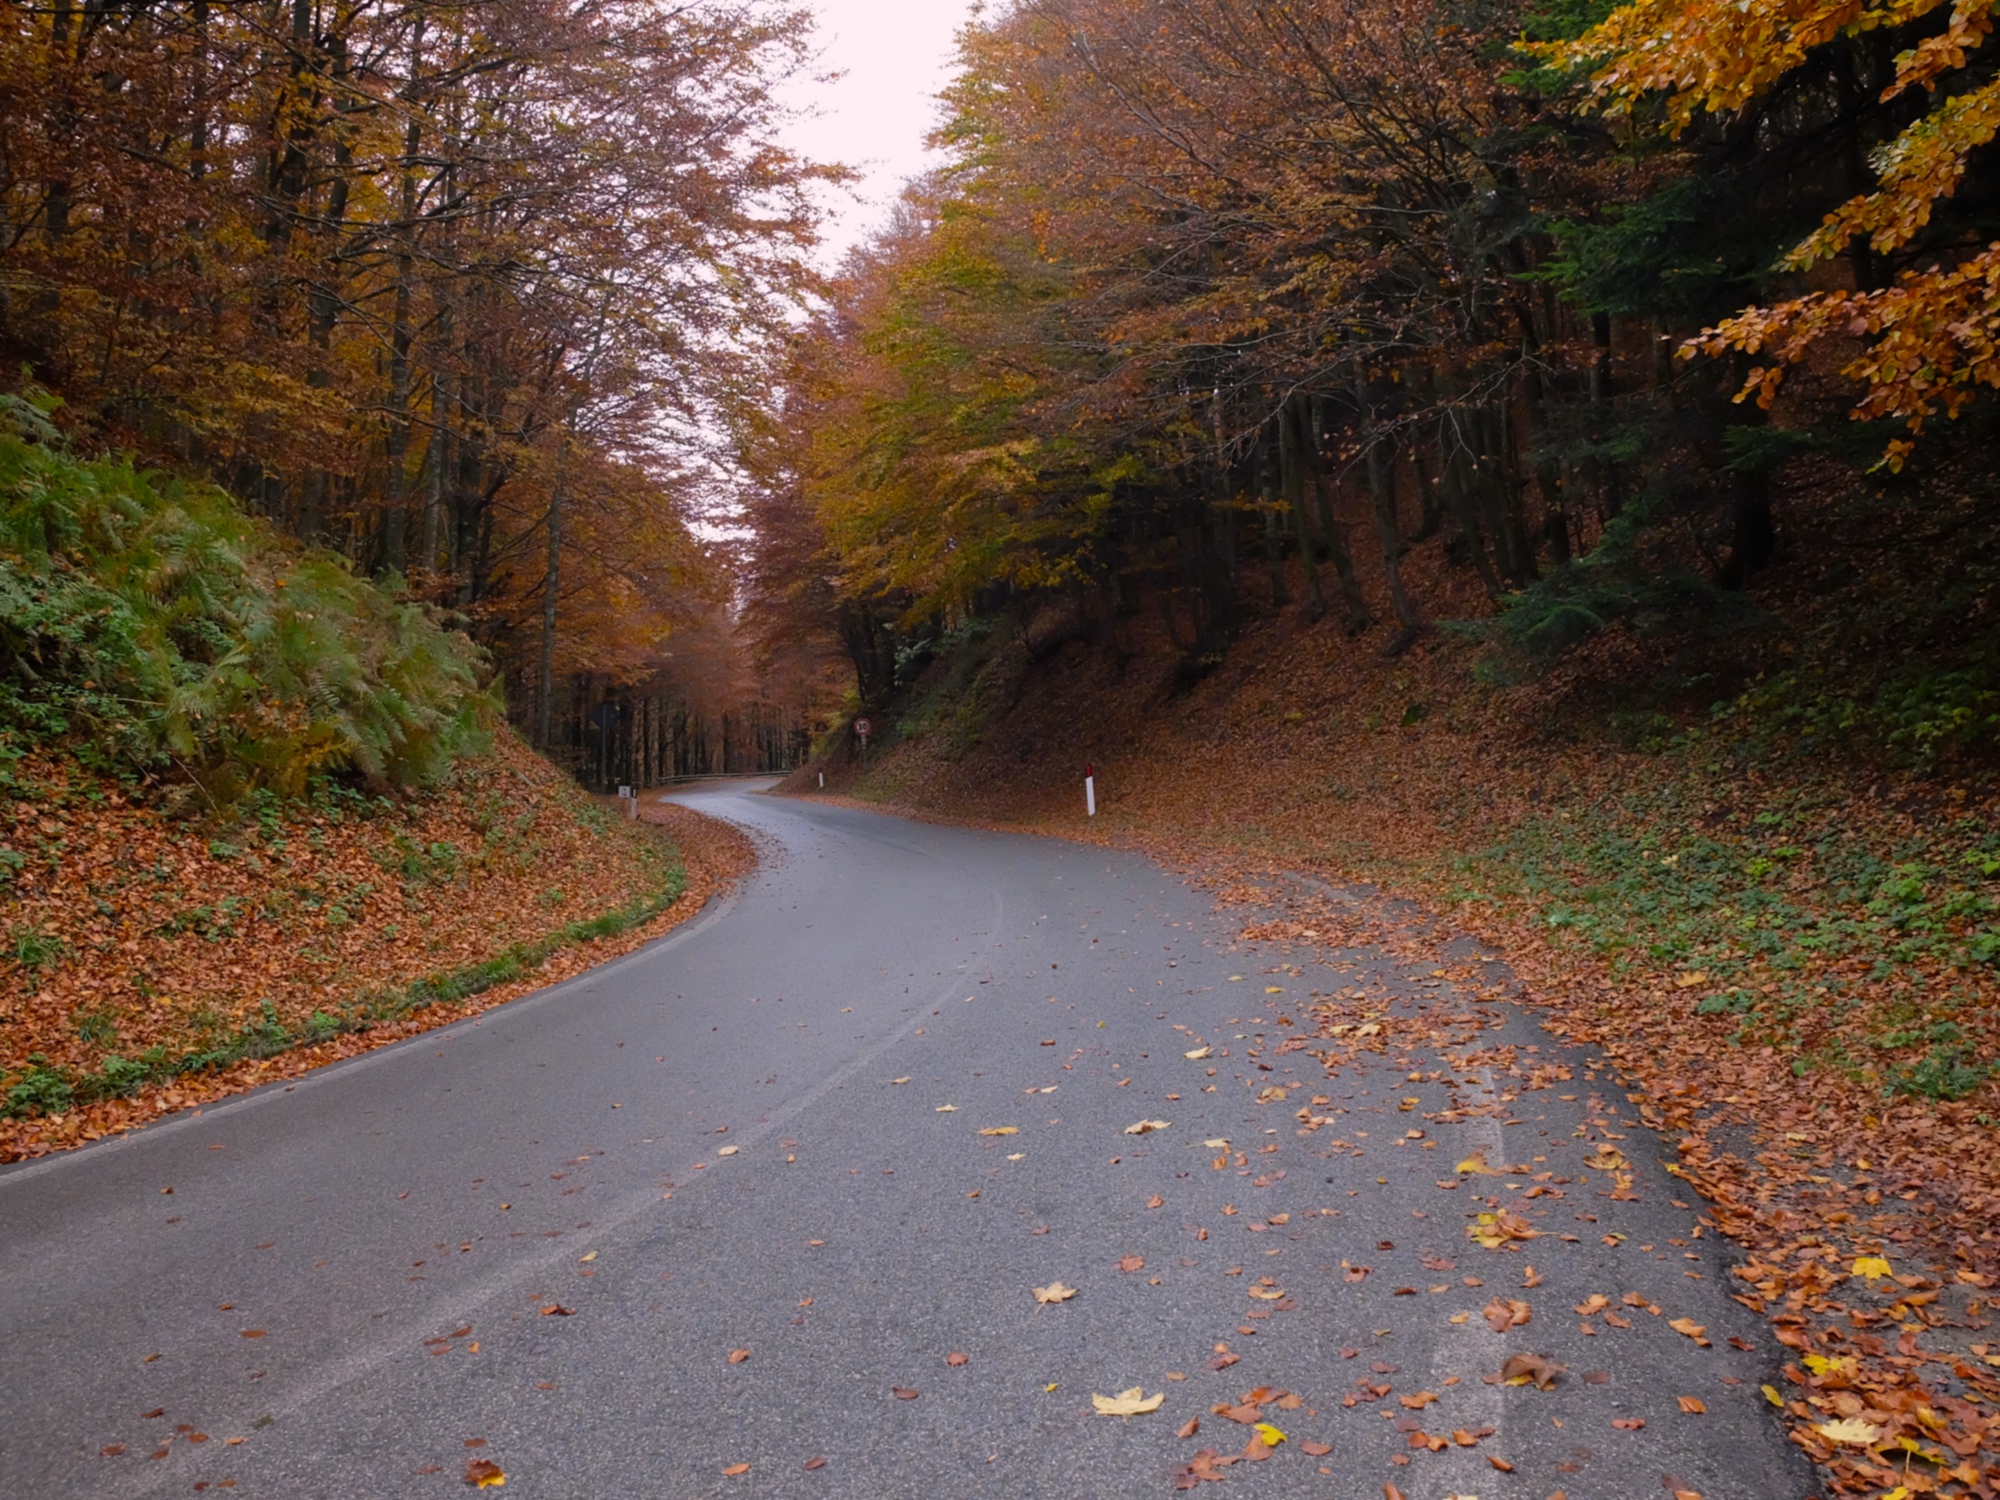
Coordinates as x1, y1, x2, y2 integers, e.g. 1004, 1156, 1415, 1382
1538, 0, 2000, 453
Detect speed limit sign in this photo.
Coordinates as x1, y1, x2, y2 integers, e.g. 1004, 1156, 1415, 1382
854, 718, 873, 739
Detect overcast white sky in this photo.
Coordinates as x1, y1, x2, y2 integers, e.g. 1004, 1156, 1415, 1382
781, 0, 985, 264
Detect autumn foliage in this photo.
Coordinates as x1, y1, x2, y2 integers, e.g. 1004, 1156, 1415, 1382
0, 0, 830, 749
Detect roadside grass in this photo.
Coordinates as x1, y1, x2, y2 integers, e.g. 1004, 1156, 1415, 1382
1435, 771, 1999, 1107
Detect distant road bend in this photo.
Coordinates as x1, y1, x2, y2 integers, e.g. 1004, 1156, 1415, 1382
0, 783, 1811, 1498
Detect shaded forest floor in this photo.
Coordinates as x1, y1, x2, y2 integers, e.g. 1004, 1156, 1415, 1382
790, 507, 2000, 1498
0, 735, 754, 1162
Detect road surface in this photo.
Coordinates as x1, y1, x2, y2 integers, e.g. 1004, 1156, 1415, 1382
0, 785, 1812, 1498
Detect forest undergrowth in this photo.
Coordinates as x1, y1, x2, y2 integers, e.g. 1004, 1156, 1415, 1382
794, 500, 2000, 1499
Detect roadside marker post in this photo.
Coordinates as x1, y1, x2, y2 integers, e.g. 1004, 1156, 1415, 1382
818, 771, 825, 789
618, 785, 636, 820
1085, 763, 1096, 818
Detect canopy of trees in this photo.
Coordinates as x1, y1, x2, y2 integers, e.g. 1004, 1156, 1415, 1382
1, 0, 832, 758
746, 0, 2000, 729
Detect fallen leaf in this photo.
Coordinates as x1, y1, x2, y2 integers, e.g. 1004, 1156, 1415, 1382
1252, 1422, 1286, 1447
1125, 1119, 1171, 1135
464, 1459, 505, 1488
1397, 1391, 1439, 1410
1817, 1417, 1882, 1445
935, 1105, 957, 1113
716, 1146, 739, 1157
1177, 1417, 1200, 1439
728, 1349, 750, 1364
1851, 1255, 1892, 1279
1499, 1352, 1564, 1389
1668, 1317, 1710, 1345
538, 1305, 574, 1317
1490, 1454, 1516, 1472
1575, 1294, 1609, 1316
1093, 1387, 1165, 1416
1147, 1195, 1165, 1209
1032, 1282, 1077, 1304
891, 1387, 920, 1400
890, 1077, 910, 1085
946, 1352, 969, 1366
1677, 1396, 1706, 1414
721, 1462, 750, 1477
1612, 1417, 1646, 1431
1119, 1254, 1146, 1272
978, 1127, 1019, 1137
1204, 1138, 1229, 1148
1185, 1047, 1211, 1060
1457, 1151, 1499, 1175
1483, 1297, 1531, 1332
804, 1456, 826, 1471
1300, 1439, 1332, 1456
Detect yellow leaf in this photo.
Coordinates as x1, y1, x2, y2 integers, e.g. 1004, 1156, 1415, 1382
1092, 1386, 1164, 1416
1204, 1138, 1230, 1148
1032, 1282, 1077, 1304
1265, 986, 1283, 993
979, 1127, 1019, 1136
1852, 1256, 1893, 1280
1184, 1047, 1211, 1059
1045, 1383, 1058, 1392
1253, 1422, 1286, 1446
890, 1077, 910, 1085
1803, 1354, 1855, 1376
578, 1251, 597, 1263
935, 1105, 957, 1112
1124, 1119, 1171, 1135
1674, 970, 1709, 988
1762, 1385, 1784, 1407
1457, 1151, 1499, 1176
1816, 1417, 1882, 1446
716, 1146, 738, 1157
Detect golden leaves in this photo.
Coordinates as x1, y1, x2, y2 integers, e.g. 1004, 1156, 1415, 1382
1093, 1387, 1165, 1416
1031, 1281, 1077, 1304
978, 1126, 1019, 1136
1123, 1119, 1170, 1135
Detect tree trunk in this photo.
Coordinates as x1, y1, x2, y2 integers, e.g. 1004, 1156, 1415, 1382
1279, 406, 1327, 621
1257, 427, 1290, 609
1365, 431, 1422, 643
1296, 396, 1371, 632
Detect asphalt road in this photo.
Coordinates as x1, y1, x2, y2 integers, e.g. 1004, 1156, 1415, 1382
0, 785, 1815, 1499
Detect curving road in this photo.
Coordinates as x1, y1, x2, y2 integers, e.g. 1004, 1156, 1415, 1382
0, 785, 1812, 1498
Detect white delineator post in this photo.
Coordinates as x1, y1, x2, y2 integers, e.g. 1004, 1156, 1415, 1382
1085, 763, 1097, 817
819, 771, 825, 789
